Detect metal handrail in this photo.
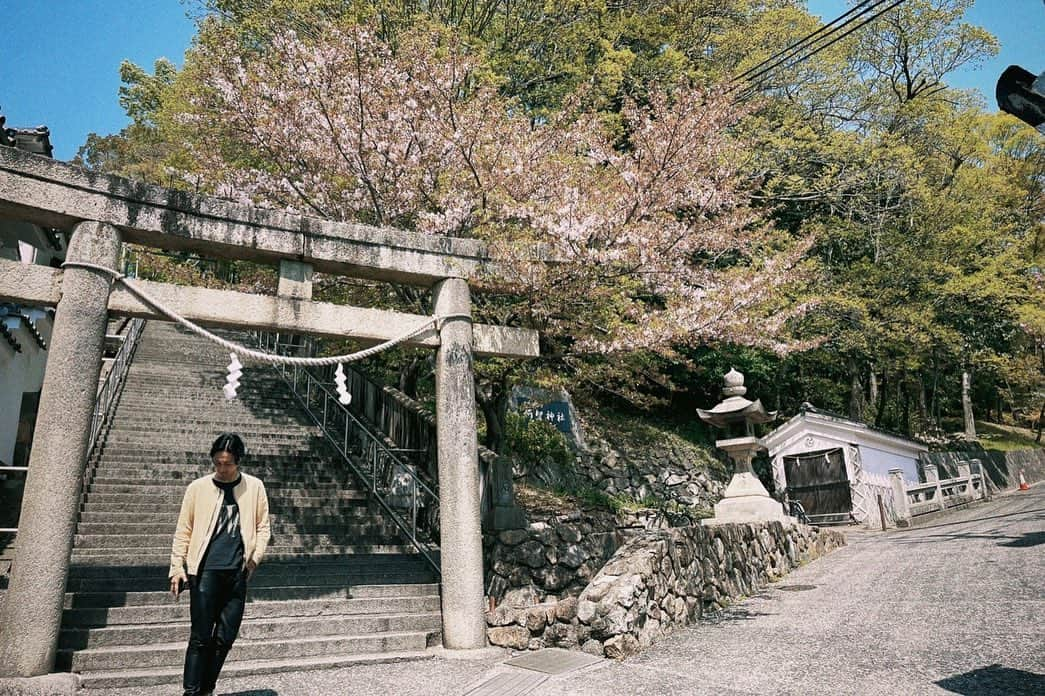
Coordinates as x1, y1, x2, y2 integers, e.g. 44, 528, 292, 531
254, 332, 441, 573
87, 318, 145, 456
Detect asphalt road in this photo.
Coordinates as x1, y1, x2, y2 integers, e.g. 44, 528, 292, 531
526, 485, 1045, 696
93, 486, 1044, 696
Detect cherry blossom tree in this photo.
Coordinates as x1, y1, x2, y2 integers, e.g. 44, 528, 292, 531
181, 19, 808, 362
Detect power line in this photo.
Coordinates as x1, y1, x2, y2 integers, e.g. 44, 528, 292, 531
733, 0, 878, 83
734, 0, 909, 100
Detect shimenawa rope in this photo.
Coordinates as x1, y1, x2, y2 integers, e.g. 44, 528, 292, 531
61, 260, 469, 366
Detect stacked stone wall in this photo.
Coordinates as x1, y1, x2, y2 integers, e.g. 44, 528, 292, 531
484, 509, 624, 604
575, 433, 726, 509
485, 520, 844, 657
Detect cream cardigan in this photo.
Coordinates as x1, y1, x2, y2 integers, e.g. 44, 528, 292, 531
169, 472, 271, 578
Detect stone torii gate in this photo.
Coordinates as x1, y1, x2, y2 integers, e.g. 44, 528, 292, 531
0, 146, 538, 677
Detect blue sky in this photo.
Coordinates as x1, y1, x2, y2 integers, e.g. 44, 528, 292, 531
3, 1, 1043, 161
807, 1, 1045, 96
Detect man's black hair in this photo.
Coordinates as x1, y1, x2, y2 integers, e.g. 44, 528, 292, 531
210, 432, 246, 463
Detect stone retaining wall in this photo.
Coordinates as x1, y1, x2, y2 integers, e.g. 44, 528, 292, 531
512, 417, 728, 513
484, 509, 624, 603
486, 521, 845, 657
921, 448, 1045, 490
576, 432, 726, 509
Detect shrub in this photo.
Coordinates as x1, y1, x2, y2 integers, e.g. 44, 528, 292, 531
503, 411, 575, 470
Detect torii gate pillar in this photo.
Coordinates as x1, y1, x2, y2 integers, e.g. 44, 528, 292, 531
0, 222, 122, 676
432, 277, 487, 649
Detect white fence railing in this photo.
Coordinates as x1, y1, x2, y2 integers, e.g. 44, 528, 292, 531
889, 461, 989, 525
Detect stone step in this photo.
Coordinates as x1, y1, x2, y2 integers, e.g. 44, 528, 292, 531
122, 367, 284, 378
110, 400, 303, 414
73, 532, 404, 549
66, 567, 437, 590
62, 595, 442, 629
107, 420, 315, 430
63, 629, 435, 672
85, 481, 362, 495
92, 449, 340, 460
116, 385, 296, 397
116, 384, 295, 396
81, 489, 370, 505
75, 521, 397, 536
89, 456, 344, 468
99, 433, 322, 446
71, 546, 420, 564
93, 443, 333, 457
121, 369, 288, 379
67, 555, 435, 576
103, 420, 318, 434
61, 610, 441, 650
109, 401, 301, 413
75, 507, 378, 524
64, 583, 439, 608
88, 462, 354, 476
74, 649, 434, 690
86, 474, 356, 488
78, 500, 371, 515
89, 455, 346, 468
66, 570, 438, 593
60, 321, 446, 687
66, 557, 437, 584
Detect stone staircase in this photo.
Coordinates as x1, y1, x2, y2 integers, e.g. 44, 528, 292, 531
58, 321, 442, 689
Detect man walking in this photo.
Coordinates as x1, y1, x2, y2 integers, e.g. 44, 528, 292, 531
170, 433, 271, 696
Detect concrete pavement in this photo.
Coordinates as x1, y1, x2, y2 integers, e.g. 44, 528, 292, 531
85, 486, 1044, 696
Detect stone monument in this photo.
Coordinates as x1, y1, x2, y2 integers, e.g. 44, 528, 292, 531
697, 368, 789, 524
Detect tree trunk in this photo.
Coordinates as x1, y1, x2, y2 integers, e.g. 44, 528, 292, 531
476, 376, 510, 453
398, 356, 425, 399
869, 367, 879, 411
918, 378, 928, 431
848, 357, 863, 421
962, 369, 976, 441
900, 374, 911, 435
874, 369, 888, 428
929, 350, 939, 428
1038, 345, 1045, 443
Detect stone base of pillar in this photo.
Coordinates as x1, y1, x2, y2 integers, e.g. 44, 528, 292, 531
702, 472, 791, 526
429, 645, 506, 661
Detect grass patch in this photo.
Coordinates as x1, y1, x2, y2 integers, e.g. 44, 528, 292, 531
974, 421, 1042, 452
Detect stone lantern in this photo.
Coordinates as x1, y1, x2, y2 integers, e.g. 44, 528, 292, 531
697, 368, 789, 524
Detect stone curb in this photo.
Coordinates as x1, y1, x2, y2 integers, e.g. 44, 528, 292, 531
0, 674, 80, 696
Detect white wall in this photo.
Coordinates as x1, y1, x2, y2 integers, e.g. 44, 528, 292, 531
858, 445, 919, 482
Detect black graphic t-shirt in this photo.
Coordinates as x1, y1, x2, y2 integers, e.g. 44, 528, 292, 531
201, 476, 244, 571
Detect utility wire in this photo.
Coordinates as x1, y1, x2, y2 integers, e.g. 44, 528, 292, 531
735, 0, 908, 101
735, 0, 901, 91
732, 0, 878, 83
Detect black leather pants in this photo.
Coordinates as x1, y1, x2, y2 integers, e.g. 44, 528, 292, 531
182, 569, 247, 696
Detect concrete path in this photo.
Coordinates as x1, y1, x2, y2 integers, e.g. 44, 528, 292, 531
88, 486, 1045, 696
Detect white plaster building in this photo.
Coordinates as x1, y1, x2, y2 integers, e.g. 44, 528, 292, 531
0, 122, 61, 531
762, 403, 928, 526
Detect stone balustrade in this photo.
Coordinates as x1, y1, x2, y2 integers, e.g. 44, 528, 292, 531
889, 462, 988, 524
